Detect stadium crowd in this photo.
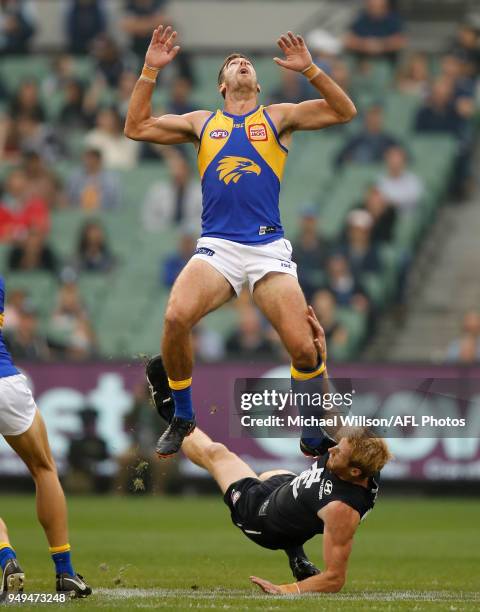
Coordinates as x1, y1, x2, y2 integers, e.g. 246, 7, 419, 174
0, 0, 479, 363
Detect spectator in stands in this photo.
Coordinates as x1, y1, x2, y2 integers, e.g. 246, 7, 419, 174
344, 0, 407, 64
439, 54, 476, 121
22, 151, 66, 210
65, 407, 110, 494
43, 54, 77, 97
117, 70, 138, 118
324, 253, 370, 313
1, 288, 26, 336
335, 104, 398, 168
7, 228, 58, 273
292, 207, 329, 301
377, 145, 424, 212
361, 184, 397, 243
75, 219, 115, 273
24, 115, 67, 161
58, 79, 94, 131
446, 310, 480, 363
395, 52, 430, 97
226, 305, 275, 360
162, 229, 196, 288
142, 153, 202, 231
68, 148, 121, 211
4, 301, 50, 361
9, 80, 45, 121
65, 0, 107, 55
47, 279, 97, 360
192, 324, 225, 363
0, 167, 50, 240
167, 77, 196, 115
85, 106, 139, 169
92, 34, 128, 89
268, 68, 305, 105
414, 77, 472, 197
414, 77, 461, 137
311, 288, 349, 352
306, 28, 343, 76
121, 0, 167, 59
449, 24, 480, 78
0, 0, 36, 54
341, 209, 380, 279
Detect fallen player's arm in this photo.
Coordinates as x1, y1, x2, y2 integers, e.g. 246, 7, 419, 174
250, 501, 359, 595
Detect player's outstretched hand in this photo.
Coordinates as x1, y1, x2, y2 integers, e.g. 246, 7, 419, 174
307, 305, 327, 364
145, 25, 180, 69
274, 31, 312, 72
249, 575, 283, 594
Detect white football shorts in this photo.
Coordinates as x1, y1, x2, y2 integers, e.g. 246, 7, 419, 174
192, 236, 298, 295
0, 374, 36, 436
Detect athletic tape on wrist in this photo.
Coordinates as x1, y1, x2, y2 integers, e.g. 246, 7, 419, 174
302, 63, 321, 81
141, 64, 159, 83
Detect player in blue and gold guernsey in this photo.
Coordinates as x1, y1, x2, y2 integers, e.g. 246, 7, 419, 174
125, 25, 357, 456
0, 277, 91, 599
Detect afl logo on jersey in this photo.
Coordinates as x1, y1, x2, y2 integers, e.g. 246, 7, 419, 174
248, 123, 268, 141
210, 129, 229, 139
324, 480, 333, 496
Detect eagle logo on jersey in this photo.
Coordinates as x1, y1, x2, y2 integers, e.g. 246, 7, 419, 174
216, 156, 261, 185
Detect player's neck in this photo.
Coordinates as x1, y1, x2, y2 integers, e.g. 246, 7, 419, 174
223, 94, 258, 117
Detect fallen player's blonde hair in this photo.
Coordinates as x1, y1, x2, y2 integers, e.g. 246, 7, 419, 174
346, 431, 393, 477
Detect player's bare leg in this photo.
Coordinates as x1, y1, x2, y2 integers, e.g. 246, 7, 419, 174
258, 469, 295, 481
0, 518, 25, 602
0, 517, 24, 598
4, 410, 91, 597
157, 259, 234, 457
253, 274, 332, 456
253, 272, 317, 370
181, 427, 257, 493
5, 410, 68, 547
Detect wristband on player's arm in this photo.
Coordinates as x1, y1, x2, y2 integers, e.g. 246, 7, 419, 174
140, 64, 159, 83
279, 582, 301, 594
302, 63, 322, 81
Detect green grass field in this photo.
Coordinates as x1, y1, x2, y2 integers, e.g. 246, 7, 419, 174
1, 495, 479, 610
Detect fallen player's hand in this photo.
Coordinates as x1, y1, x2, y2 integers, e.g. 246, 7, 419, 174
307, 305, 327, 365
250, 576, 300, 594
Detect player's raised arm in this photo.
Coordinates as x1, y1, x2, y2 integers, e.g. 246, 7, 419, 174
250, 501, 358, 595
267, 31, 357, 133
124, 25, 208, 145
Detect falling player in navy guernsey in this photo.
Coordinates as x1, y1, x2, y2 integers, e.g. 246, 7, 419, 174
125, 24, 357, 458
146, 308, 392, 594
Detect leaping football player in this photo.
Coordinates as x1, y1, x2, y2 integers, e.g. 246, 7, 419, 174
125, 25, 357, 457
0, 276, 92, 599
146, 308, 392, 592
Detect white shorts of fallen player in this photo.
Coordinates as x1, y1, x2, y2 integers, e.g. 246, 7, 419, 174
192, 237, 298, 296
0, 374, 36, 436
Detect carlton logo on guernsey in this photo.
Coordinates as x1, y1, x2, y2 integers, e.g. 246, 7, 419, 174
197, 105, 288, 245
